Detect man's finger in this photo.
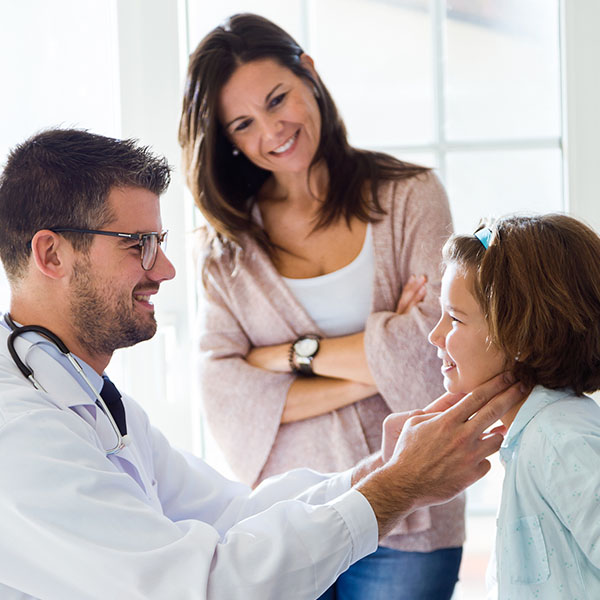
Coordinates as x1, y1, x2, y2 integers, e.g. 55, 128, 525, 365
472, 459, 492, 482
473, 432, 504, 459
404, 412, 439, 427
484, 424, 508, 438
423, 391, 465, 414
467, 382, 527, 433
445, 372, 517, 423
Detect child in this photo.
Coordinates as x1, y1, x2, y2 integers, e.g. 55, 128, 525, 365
428, 214, 600, 599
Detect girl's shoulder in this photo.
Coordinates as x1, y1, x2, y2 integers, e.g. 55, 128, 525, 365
518, 393, 600, 467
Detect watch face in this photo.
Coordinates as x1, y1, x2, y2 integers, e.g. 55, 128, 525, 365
294, 337, 319, 357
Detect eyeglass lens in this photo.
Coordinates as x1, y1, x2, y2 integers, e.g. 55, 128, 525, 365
141, 232, 167, 271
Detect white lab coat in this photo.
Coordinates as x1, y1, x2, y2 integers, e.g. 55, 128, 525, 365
0, 326, 377, 599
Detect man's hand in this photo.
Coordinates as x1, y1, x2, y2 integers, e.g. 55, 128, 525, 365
381, 390, 466, 462
356, 373, 527, 538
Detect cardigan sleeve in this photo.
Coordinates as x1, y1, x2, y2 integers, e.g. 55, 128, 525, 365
197, 261, 295, 486
364, 172, 453, 411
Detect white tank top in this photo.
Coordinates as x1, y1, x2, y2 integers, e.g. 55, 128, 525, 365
282, 223, 374, 337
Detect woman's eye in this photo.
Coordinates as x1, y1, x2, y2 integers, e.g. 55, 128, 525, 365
450, 315, 462, 324
234, 119, 252, 133
268, 92, 286, 109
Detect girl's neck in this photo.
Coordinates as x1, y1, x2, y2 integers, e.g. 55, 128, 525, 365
500, 396, 528, 429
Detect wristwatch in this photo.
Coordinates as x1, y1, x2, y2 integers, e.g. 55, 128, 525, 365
289, 334, 321, 376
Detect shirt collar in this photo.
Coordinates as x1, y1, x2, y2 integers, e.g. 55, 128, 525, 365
500, 385, 573, 462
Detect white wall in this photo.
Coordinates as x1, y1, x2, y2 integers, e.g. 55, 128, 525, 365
563, 0, 600, 232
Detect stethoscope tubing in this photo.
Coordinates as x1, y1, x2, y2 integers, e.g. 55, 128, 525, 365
4, 314, 127, 455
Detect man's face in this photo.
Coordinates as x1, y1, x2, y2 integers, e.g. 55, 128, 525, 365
69, 186, 175, 359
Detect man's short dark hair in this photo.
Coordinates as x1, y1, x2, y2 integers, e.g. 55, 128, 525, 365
0, 128, 171, 282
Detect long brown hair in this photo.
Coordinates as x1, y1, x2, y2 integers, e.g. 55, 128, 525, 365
179, 13, 428, 262
443, 214, 600, 395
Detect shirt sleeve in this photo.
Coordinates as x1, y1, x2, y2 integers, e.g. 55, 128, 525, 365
364, 172, 452, 411
0, 406, 377, 600
197, 262, 295, 485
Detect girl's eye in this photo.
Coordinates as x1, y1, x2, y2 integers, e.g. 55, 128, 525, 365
268, 92, 286, 109
450, 315, 462, 324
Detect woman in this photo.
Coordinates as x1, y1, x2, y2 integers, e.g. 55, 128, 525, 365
179, 13, 461, 600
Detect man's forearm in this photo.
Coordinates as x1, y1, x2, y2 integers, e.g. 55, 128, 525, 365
353, 464, 417, 539
350, 452, 383, 487
351, 452, 417, 540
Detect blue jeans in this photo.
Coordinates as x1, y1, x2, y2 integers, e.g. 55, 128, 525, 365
317, 545, 462, 600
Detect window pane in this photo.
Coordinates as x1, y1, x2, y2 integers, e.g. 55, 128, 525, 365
445, 0, 561, 141
186, 1, 305, 50
446, 148, 563, 233
0, 0, 120, 308
0, 0, 120, 160
311, 0, 434, 147
389, 151, 438, 170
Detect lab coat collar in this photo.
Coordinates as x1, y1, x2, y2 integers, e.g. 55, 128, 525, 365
0, 318, 148, 491
500, 385, 573, 464
0, 322, 101, 411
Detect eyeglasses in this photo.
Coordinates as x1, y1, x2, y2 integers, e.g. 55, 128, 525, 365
50, 228, 168, 271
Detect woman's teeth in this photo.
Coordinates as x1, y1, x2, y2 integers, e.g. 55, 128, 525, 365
443, 359, 456, 368
272, 131, 298, 154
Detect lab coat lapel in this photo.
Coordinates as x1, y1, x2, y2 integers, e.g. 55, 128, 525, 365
1, 327, 88, 410
1, 327, 151, 495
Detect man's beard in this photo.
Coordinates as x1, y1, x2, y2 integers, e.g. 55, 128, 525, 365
69, 258, 157, 358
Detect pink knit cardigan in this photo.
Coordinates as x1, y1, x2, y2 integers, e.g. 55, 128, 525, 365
197, 172, 465, 551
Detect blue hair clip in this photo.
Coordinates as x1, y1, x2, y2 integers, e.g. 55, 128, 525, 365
474, 227, 493, 249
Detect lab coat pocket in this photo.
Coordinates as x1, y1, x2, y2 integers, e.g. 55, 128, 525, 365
506, 515, 549, 585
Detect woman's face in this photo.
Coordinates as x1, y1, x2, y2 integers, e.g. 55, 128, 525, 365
428, 263, 507, 394
218, 57, 322, 176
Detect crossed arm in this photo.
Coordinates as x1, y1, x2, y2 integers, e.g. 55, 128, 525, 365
245, 275, 428, 423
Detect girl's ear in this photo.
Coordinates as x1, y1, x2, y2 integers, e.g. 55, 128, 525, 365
29, 230, 74, 280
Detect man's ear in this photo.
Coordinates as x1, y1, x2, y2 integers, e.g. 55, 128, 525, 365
30, 230, 74, 280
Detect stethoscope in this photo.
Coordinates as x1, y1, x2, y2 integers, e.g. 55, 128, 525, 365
5, 313, 129, 455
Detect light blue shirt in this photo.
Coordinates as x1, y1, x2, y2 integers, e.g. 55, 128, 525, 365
488, 386, 600, 599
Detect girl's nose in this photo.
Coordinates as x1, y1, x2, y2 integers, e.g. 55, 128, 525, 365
428, 316, 445, 349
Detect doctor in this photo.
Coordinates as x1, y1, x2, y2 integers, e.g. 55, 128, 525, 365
0, 129, 524, 600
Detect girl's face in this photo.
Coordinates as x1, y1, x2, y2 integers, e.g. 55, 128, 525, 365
428, 262, 507, 394
218, 57, 322, 176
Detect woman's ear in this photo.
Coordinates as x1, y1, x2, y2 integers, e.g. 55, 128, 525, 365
299, 53, 317, 78
30, 230, 74, 280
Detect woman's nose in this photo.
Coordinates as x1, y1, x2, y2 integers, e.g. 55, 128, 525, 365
258, 114, 283, 140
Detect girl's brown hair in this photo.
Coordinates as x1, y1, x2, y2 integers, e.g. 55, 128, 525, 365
443, 214, 600, 395
179, 13, 428, 263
